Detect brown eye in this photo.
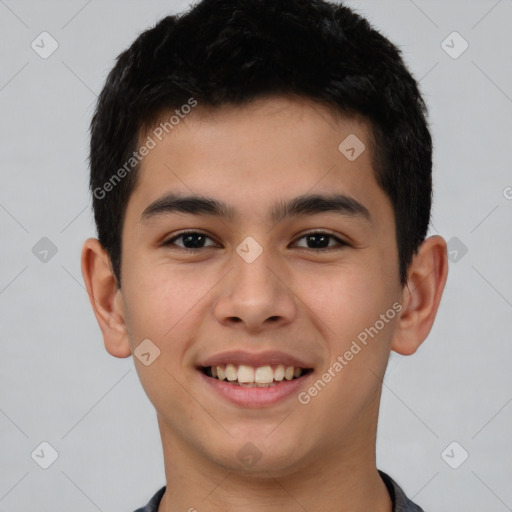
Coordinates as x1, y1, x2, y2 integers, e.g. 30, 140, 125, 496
293, 232, 348, 250
163, 231, 217, 251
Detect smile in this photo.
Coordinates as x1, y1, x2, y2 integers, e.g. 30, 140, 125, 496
201, 364, 313, 387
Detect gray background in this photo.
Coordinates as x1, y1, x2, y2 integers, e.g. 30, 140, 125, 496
1, 0, 511, 510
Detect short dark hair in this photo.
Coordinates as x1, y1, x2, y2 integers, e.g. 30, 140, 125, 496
89, 0, 432, 288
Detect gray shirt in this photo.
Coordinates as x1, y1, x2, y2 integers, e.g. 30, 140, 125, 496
133, 470, 424, 511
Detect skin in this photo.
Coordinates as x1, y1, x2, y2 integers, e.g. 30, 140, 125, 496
81, 95, 448, 512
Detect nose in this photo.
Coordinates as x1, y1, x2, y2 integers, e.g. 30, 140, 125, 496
212, 245, 298, 333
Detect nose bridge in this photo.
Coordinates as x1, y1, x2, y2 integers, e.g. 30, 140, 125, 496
234, 244, 277, 297
213, 239, 297, 329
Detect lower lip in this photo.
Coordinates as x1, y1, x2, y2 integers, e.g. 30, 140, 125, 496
198, 370, 312, 408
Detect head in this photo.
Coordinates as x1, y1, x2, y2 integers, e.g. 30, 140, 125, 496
82, 0, 447, 478
89, 0, 433, 289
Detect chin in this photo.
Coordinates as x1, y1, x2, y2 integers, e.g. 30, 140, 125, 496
204, 433, 310, 476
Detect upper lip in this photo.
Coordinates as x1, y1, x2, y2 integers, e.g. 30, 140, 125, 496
198, 350, 313, 369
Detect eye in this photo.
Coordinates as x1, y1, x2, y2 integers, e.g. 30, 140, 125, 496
293, 231, 348, 250
163, 231, 218, 252
162, 230, 349, 253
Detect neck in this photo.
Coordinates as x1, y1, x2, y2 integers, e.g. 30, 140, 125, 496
156, 413, 392, 512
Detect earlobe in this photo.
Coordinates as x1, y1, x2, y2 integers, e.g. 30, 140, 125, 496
81, 238, 132, 358
391, 235, 449, 356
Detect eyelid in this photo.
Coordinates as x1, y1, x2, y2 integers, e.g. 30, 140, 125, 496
291, 230, 349, 249
163, 230, 349, 251
163, 230, 219, 248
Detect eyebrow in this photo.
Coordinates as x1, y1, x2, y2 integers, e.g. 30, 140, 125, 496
140, 192, 372, 225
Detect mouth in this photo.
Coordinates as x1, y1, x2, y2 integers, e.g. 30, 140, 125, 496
199, 364, 314, 387
196, 350, 315, 407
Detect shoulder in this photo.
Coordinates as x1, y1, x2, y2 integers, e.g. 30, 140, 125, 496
379, 470, 425, 512
132, 486, 166, 512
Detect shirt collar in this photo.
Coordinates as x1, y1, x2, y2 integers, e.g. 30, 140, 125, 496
135, 471, 425, 512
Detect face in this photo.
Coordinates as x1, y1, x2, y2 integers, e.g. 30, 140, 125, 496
114, 96, 405, 474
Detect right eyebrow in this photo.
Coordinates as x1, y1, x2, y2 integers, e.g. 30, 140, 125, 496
140, 193, 235, 223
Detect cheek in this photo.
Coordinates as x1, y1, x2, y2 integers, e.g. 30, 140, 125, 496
120, 267, 201, 408
303, 266, 390, 344
299, 271, 396, 429
121, 262, 215, 352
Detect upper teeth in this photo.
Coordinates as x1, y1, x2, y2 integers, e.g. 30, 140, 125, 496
211, 364, 303, 383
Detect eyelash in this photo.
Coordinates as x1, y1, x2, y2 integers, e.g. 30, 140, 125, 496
162, 230, 349, 253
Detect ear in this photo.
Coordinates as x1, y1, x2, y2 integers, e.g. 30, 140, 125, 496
391, 235, 449, 355
81, 238, 132, 358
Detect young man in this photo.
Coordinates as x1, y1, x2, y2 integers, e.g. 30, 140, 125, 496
81, 0, 448, 510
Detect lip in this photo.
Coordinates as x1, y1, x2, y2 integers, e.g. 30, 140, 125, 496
197, 368, 314, 408
198, 349, 313, 369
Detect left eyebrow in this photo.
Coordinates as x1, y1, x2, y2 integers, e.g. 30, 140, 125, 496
140, 192, 372, 224
270, 193, 372, 224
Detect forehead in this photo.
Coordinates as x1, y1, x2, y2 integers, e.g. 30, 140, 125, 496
127, 95, 391, 227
